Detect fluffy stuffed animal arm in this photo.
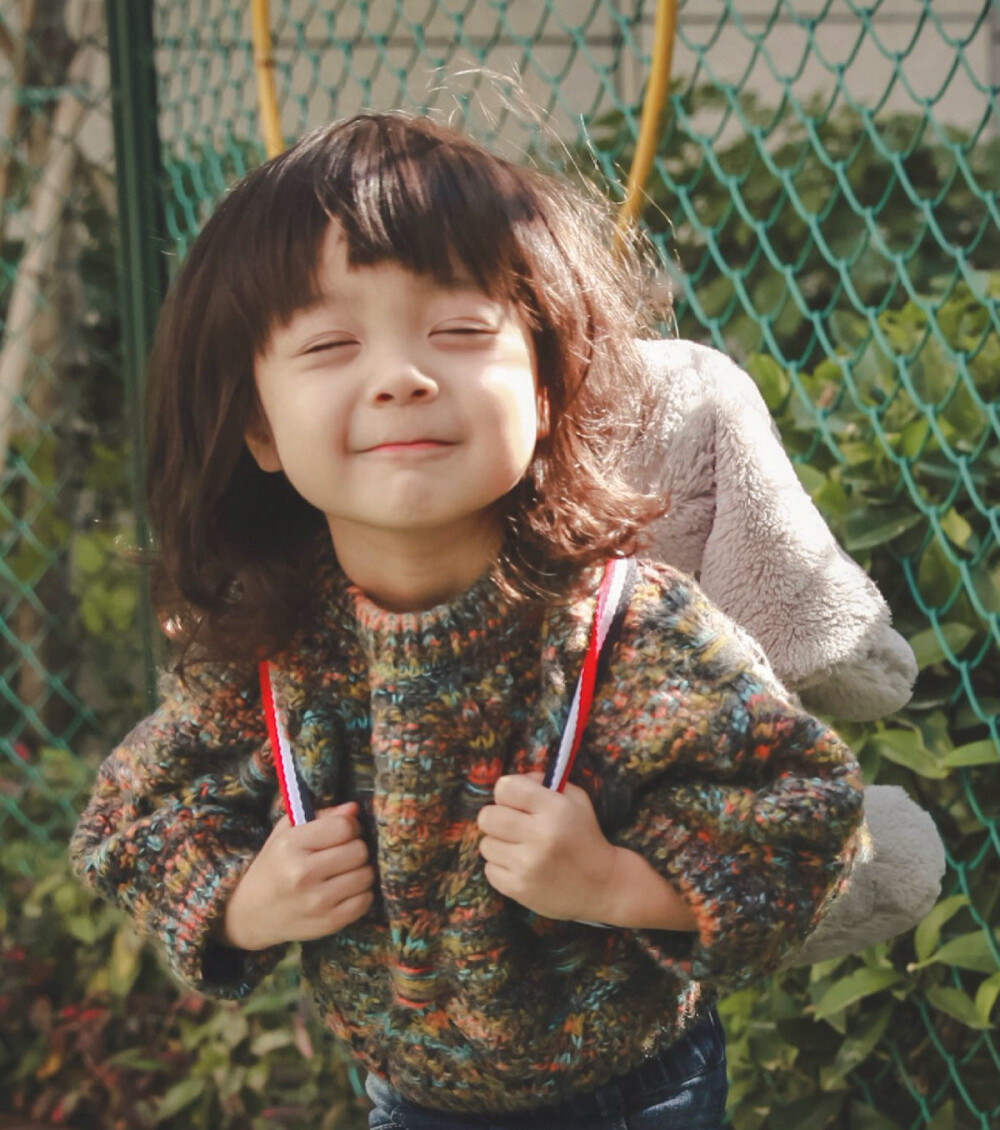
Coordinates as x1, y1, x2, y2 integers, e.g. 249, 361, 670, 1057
631, 338, 917, 721
629, 339, 943, 965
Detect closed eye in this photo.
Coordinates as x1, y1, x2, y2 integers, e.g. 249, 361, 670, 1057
431, 324, 497, 339
303, 339, 357, 355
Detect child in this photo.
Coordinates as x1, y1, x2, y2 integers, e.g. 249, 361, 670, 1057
70, 114, 863, 1127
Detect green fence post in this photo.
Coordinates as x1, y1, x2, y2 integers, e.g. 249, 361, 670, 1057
105, 0, 167, 710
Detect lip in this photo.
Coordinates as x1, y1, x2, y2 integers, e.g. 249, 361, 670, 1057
360, 440, 456, 454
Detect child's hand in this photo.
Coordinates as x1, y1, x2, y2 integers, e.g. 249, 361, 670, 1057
477, 773, 619, 922
220, 802, 375, 950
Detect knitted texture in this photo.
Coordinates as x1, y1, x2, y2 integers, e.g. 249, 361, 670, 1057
70, 557, 862, 1114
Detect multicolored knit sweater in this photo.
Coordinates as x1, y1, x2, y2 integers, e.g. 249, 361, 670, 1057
70, 557, 862, 1114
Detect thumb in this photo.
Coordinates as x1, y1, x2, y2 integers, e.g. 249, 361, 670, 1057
562, 780, 596, 810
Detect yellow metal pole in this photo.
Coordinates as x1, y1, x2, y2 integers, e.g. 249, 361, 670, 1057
251, 0, 284, 159
251, 0, 675, 243
615, 0, 678, 247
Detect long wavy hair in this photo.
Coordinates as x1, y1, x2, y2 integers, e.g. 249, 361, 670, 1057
146, 112, 664, 666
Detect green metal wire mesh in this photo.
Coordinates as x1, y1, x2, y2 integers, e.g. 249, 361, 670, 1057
1, 1, 998, 1127
0, 2, 145, 843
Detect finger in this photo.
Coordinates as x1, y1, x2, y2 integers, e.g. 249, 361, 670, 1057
332, 889, 375, 929
477, 803, 533, 843
314, 801, 361, 824
493, 773, 551, 814
296, 807, 363, 849
482, 860, 516, 899
477, 834, 517, 869
321, 862, 376, 906
302, 889, 375, 940
311, 836, 371, 881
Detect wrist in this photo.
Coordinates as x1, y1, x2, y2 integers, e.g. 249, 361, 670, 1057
220, 889, 269, 952
601, 846, 698, 933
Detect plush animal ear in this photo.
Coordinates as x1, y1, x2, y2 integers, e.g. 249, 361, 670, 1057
244, 407, 283, 473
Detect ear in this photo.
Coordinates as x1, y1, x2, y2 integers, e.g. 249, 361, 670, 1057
244, 407, 283, 473
535, 389, 550, 440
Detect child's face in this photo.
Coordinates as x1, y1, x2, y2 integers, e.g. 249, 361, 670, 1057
247, 223, 542, 565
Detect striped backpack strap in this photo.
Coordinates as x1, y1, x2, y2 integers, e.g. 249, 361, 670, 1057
543, 556, 637, 793
259, 660, 314, 825
260, 556, 637, 825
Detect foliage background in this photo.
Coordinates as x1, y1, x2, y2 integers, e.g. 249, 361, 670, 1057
1, 2, 997, 1128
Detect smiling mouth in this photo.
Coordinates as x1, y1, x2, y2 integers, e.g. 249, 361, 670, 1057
362, 440, 455, 454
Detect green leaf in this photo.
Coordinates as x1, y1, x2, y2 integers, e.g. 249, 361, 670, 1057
66, 912, 106, 945
908, 930, 1000, 974
940, 740, 999, 767
108, 924, 144, 997
250, 1029, 295, 1056
843, 507, 922, 551
926, 1101, 955, 1130
105, 1048, 172, 1072
974, 971, 1000, 1026
898, 417, 931, 459
809, 955, 850, 982
155, 1077, 207, 1122
746, 353, 791, 410
812, 967, 903, 1021
868, 728, 947, 779
914, 896, 969, 963
925, 984, 993, 1029
939, 508, 974, 550
848, 1100, 903, 1130
769, 1093, 844, 1130
908, 624, 976, 669
827, 1002, 892, 1080
794, 462, 827, 495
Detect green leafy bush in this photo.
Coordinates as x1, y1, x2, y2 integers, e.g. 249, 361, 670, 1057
584, 92, 1000, 373
715, 293, 999, 1130
0, 749, 368, 1129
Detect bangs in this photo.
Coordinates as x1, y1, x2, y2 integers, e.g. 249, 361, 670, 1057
222, 115, 545, 357
311, 115, 538, 297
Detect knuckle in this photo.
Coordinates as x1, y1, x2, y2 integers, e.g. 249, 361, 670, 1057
287, 858, 312, 890
327, 816, 352, 844
494, 776, 517, 803
340, 891, 374, 925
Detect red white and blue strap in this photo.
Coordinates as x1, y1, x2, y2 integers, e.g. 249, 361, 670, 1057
543, 556, 636, 793
259, 660, 314, 826
260, 557, 635, 823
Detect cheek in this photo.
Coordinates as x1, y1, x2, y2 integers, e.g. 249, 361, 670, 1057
488, 399, 540, 496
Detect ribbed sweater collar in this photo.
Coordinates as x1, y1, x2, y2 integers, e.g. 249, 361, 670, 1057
321, 558, 521, 670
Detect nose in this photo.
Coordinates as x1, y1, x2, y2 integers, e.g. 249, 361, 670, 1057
370, 362, 438, 406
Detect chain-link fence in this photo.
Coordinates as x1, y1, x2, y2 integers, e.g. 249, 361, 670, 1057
1, 2, 997, 1127
0, 0, 143, 843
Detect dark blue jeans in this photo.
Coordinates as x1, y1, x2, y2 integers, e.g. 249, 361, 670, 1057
365, 1008, 727, 1129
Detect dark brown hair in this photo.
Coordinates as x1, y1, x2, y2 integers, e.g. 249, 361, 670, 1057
146, 112, 662, 665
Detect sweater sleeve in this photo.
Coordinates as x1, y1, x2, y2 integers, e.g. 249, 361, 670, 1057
598, 563, 864, 988
69, 665, 285, 998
